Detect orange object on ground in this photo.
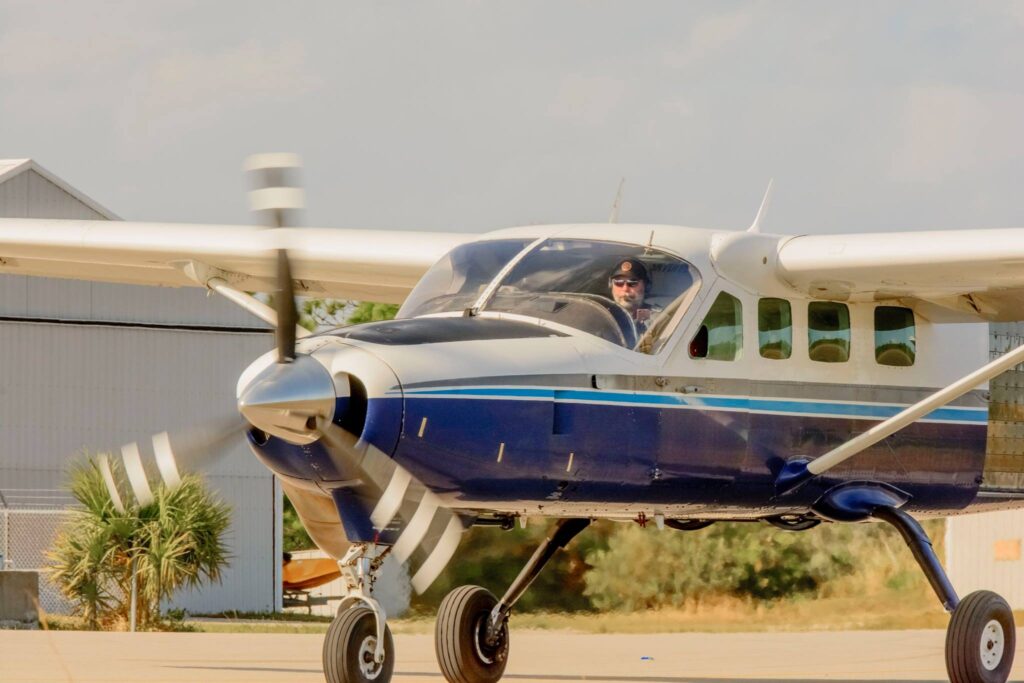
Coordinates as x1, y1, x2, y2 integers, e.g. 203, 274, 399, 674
282, 558, 341, 592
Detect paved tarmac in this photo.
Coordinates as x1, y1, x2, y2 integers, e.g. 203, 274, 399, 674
2, 628, 1023, 683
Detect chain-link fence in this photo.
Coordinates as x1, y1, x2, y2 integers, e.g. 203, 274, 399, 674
0, 491, 75, 615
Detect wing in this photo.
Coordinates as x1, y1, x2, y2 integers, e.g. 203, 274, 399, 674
712, 228, 1024, 325
772, 228, 1024, 322
0, 218, 474, 303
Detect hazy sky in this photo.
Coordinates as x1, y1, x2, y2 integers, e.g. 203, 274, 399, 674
2, 1, 1023, 235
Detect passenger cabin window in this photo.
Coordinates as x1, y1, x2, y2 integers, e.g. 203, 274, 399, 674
758, 298, 792, 360
689, 292, 743, 360
875, 306, 916, 367
808, 302, 850, 363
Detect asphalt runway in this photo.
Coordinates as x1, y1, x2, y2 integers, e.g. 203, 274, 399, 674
3, 628, 1023, 683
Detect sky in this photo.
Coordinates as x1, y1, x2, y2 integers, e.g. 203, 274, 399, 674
1, 1, 1023, 235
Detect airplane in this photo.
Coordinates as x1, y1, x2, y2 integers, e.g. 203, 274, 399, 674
1, 153, 1023, 683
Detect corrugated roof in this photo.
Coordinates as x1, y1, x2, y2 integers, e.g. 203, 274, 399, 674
0, 158, 120, 220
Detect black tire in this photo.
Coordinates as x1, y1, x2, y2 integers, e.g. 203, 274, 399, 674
946, 590, 1016, 683
435, 585, 509, 683
323, 605, 394, 683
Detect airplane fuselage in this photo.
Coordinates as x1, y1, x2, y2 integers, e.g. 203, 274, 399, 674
238, 223, 1023, 543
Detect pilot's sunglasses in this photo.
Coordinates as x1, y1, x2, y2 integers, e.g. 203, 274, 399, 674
612, 278, 641, 287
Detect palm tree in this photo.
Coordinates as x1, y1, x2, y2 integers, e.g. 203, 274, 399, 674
48, 459, 230, 629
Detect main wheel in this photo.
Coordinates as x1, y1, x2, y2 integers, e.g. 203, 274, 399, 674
435, 585, 509, 683
946, 590, 1016, 683
323, 605, 394, 683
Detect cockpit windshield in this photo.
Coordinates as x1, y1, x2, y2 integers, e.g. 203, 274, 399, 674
397, 239, 532, 318
397, 238, 701, 354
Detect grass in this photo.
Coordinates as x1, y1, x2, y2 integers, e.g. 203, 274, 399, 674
35, 521, 987, 636
40, 586, 1023, 636
165, 590, 1019, 635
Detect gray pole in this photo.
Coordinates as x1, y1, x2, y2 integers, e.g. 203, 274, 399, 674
129, 557, 137, 632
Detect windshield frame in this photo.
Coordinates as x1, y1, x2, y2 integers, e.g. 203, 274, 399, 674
470, 236, 547, 314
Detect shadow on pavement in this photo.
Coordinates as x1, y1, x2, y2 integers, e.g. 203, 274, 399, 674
168, 665, 322, 674
396, 674, 948, 683
169, 666, 949, 683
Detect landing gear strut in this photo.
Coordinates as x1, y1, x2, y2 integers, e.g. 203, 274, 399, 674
435, 518, 591, 683
323, 544, 394, 683
872, 506, 1016, 683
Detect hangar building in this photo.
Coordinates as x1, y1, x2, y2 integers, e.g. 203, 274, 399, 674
0, 159, 281, 614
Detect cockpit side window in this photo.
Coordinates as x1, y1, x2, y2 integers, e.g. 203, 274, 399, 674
689, 291, 743, 361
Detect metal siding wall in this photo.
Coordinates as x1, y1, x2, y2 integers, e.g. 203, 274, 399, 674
0, 171, 29, 217
0, 322, 277, 613
24, 171, 106, 220
0, 276, 271, 327
170, 474, 278, 614
0, 166, 282, 613
947, 510, 1024, 608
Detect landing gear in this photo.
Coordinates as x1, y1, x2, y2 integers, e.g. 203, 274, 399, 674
946, 591, 1015, 683
324, 606, 394, 683
435, 518, 590, 683
436, 586, 508, 683
323, 544, 394, 683
870, 506, 1016, 683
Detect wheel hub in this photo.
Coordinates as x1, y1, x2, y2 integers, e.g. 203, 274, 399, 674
980, 619, 1005, 671
474, 615, 506, 665
358, 636, 383, 680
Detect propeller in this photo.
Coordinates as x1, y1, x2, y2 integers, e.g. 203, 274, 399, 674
98, 415, 248, 512
244, 152, 304, 363
235, 154, 466, 592
317, 419, 467, 594
95, 154, 307, 509
98, 153, 465, 593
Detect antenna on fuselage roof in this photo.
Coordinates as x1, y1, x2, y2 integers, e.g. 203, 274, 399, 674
608, 178, 625, 223
747, 179, 774, 233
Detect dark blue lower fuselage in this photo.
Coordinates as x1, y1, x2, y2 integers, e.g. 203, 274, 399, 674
251, 381, 990, 518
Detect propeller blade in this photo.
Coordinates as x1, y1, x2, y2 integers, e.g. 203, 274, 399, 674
97, 414, 247, 511
245, 153, 304, 363
275, 248, 298, 362
317, 420, 467, 594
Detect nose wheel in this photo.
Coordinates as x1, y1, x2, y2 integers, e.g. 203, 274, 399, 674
946, 590, 1016, 683
323, 605, 394, 683
323, 544, 395, 683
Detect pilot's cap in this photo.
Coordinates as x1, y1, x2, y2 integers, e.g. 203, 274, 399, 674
610, 257, 649, 283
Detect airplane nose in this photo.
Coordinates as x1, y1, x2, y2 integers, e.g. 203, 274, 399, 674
238, 354, 336, 445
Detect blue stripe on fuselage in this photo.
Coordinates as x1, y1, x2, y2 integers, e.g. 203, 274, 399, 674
394, 385, 987, 424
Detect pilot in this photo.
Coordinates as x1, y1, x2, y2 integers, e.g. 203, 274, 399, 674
609, 258, 656, 334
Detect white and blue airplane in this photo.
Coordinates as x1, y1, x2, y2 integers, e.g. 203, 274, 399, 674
2, 155, 1023, 683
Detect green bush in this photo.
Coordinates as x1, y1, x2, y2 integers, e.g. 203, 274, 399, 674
48, 460, 231, 629
583, 519, 946, 610
584, 522, 859, 610
411, 520, 614, 614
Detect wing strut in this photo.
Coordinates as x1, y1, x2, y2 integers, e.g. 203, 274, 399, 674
776, 340, 1024, 495
178, 260, 310, 338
